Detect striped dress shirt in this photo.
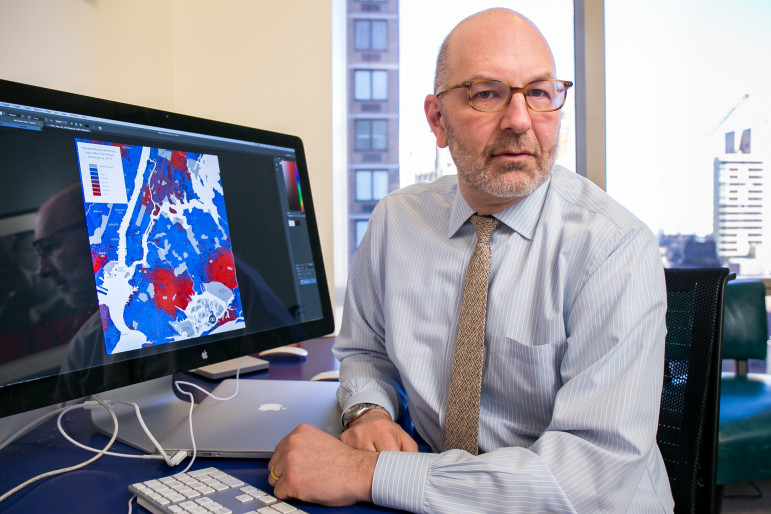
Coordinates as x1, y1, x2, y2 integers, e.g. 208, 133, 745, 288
333, 166, 675, 513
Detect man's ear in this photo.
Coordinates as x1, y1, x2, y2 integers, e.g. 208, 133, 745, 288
424, 95, 448, 148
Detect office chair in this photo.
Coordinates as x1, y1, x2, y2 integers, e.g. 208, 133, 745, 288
658, 267, 731, 514
717, 279, 771, 489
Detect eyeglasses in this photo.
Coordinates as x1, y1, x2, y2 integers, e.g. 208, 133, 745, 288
32, 222, 83, 258
435, 79, 573, 113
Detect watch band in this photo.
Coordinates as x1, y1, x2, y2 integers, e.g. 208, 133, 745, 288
341, 402, 389, 430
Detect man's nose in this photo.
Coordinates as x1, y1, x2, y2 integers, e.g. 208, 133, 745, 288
499, 93, 532, 134
38, 256, 53, 277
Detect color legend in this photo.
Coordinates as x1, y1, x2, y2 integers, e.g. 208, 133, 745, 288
75, 140, 129, 204
89, 164, 102, 196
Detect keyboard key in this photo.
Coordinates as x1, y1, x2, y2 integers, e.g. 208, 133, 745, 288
259, 495, 277, 505
272, 502, 297, 513
235, 493, 256, 503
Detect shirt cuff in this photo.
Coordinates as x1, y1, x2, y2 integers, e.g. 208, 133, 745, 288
371, 451, 437, 512
341, 390, 397, 421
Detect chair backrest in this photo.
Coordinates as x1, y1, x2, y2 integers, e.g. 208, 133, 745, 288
722, 280, 768, 363
658, 267, 731, 514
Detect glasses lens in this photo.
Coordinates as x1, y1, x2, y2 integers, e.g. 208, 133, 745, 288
525, 80, 567, 112
468, 81, 511, 112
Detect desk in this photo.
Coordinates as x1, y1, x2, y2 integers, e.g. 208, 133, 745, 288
0, 337, 398, 513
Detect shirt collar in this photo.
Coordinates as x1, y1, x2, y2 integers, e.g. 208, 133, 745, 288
447, 172, 552, 241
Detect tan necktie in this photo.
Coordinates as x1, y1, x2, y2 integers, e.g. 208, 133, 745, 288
443, 214, 499, 455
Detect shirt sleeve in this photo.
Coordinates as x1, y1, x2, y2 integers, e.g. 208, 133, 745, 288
333, 201, 407, 420
371, 222, 673, 513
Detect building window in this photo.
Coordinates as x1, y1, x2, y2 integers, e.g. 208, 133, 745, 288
355, 120, 388, 151
355, 219, 369, 248
354, 20, 388, 51
354, 70, 388, 101
355, 170, 389, 201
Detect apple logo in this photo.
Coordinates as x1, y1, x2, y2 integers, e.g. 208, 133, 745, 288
258, 403, 285, 412
201, 350, 208, 360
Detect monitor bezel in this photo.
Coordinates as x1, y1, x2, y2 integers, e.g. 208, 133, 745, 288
0, 79, 335, 417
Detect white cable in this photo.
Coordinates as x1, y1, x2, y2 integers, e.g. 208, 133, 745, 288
57, 408, 163, 461
0, 396, 119, 503
175, 385, 199, 474
55, 399, 186, 467
172, 355, 246, 474
56, 356, 247, 473
0, 405, 68, 452
0, 356, 247, 505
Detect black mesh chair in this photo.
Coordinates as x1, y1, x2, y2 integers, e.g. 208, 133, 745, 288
658, 268, 732, 514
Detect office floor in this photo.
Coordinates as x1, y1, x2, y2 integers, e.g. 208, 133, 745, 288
721, 480, 771, 513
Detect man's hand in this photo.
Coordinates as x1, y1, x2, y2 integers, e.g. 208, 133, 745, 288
267, 424, 379, 506
340, 409, 419, 452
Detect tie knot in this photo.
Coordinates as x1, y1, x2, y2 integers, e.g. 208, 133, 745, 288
470, 214, 499, 244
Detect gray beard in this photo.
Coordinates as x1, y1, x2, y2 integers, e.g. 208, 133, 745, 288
444, 118, 556, 201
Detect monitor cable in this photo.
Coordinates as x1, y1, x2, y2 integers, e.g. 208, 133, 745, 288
59, 398, 188, 468
169, 355, 246, 473
0, 356, 247, 506
0, 396, 119, 504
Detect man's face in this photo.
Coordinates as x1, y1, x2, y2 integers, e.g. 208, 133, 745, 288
34, 196, 95, 308
441, 105, 558, 202
426, 13, 562, 212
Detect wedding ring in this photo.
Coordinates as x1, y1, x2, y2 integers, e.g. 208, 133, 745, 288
270, 465, 281, 482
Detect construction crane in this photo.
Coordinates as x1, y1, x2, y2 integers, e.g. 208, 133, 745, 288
710, 93, 751, 135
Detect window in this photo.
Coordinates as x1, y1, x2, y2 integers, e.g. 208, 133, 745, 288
354, 70, 388, 101
354, 20, 388, 51
605, 0, 771, 277
354, 120, 388, 151
355, 170, 389, 201
355, 220, 369, 247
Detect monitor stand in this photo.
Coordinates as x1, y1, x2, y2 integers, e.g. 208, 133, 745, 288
89, 374, 343, 459
90, 376, 193, 455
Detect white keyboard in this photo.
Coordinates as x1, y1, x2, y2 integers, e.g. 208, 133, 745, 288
130, 466, 307, 514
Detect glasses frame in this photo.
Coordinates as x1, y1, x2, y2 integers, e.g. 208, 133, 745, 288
435, 78, 574, 113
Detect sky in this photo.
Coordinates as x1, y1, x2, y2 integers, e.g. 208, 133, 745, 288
398, 0, 771, 238
604, 0, 771, 237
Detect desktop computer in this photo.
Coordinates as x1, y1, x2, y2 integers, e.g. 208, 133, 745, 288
0, 79, 335, 441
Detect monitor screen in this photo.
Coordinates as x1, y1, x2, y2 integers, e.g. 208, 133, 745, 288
0, 79, 334, 418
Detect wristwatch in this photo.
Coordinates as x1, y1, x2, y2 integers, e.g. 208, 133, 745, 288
341, 402, 389, 430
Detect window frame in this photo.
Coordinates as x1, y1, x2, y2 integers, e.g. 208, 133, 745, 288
354, 119, 388, 151
355, 169, 389, 201
353, 70, 388, 101
354, 19, 388, 51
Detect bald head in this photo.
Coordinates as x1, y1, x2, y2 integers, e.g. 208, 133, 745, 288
34, 184, 86, 240
434, 8, 555, 92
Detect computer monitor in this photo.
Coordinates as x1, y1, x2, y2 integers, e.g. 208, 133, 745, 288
0, 79, 334, 419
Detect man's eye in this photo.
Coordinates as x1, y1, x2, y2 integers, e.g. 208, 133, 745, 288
527, 88, 550, 99
35, 241, 59, 257
472, 89, 502, 100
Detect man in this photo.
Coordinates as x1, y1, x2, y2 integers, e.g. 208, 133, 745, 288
33, 184, 98, 310
268, 8, 674, 512
33, 184, 108, 395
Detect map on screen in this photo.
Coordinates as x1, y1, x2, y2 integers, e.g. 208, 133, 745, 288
75, 139, 245, 355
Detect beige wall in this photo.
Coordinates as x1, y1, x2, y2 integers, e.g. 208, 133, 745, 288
0, 0, 335, 303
